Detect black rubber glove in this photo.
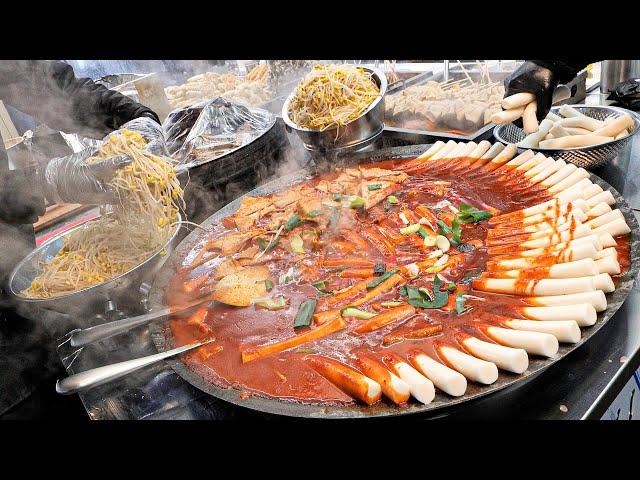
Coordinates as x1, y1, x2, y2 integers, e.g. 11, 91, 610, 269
504, 60, 597, 125
42, 151, 131, 205
0, 170, 46, 224
504, 61, 562, 126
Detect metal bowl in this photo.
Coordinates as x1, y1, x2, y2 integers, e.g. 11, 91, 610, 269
9, 213, 182, 317
281, 66, 387, 152
494, 105, 640, 169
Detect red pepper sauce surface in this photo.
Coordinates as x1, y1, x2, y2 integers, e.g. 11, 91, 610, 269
165, 156, 630, 405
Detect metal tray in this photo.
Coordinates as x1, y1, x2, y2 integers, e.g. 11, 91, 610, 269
383, 68, 588, 143
383, 68, 500, 141
148, 144, 640, 419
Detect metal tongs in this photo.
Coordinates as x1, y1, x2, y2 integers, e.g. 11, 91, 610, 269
56, 339, 214, 395
68, 291, 217, 348
56, 292, 218, 395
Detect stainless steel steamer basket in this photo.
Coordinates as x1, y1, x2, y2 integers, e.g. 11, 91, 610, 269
494, 105, 640, 169
281, 66, 387, 151
9, 213, 182, 317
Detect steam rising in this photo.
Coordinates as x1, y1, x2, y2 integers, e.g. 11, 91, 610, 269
0, 61, 331, 415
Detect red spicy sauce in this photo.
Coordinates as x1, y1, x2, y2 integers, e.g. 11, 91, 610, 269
165, 156, 630, 405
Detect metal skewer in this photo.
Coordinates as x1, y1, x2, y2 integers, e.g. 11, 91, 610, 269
56, 339, 215, 395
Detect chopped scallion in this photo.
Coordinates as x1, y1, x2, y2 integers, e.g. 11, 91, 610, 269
294, 299, 317, 328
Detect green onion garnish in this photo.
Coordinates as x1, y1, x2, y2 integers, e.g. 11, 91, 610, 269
294, 299, 317, 328
366, 269, 399, 290
417, 227, 430, 239
254, 296, 289, 311
455, 292, 467, 314
284, 214, 302, 231
457, 203, 493, 223
290, 235, 305, 254
340, 306, 377, 319
400, 224, 421, 236
380, 301, 403, 307
349, 196, 365, 209
311, 280, 327, 292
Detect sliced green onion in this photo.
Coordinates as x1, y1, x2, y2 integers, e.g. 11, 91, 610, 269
290, 235, 305, 254
284, 214, 302, 231
308, 210, 323, 218
367, 269, 399, 290
405, 263, 420, 278
400, 224, 421, 236
349, 195, 365, 209
423, 234, 437, 247
418, 287, 434, 301
340, 306, 377, 319
425, 263, 448, 274
294, 299, 317, 328
265, 279, 273, 291
400, 276, 450, 309
380, 301, 403, 307
455, 292, 467, 314
451, 217, 462, 245
367, 183, 383, 191
437, 220, 452, 236
417, 227, 430, 239
254, 296, 289, 310
333, 193, 342, 202
457, 203, 493, 223
437, 219, 461, 246
257, 236, 279, 253
311, 280, 327, 292
387, 195, 398, 204
448, 282, 457, 292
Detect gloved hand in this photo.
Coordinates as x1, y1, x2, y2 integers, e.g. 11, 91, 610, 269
0, 170, 46, 224
136, 110, 161, 124
504, 61, 561, 126
42, 151, 131, 205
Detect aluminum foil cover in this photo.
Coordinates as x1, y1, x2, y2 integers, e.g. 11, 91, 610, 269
162, 97, 275, 164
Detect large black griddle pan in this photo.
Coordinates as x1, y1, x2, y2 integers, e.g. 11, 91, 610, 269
149, 144, 640, 419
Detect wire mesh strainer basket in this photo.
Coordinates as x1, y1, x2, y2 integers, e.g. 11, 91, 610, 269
494, 105, 640, 169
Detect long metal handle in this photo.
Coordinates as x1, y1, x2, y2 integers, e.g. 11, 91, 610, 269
55, 340, 212, 395
70, 308, 171, 348
69, 293, 217, 348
